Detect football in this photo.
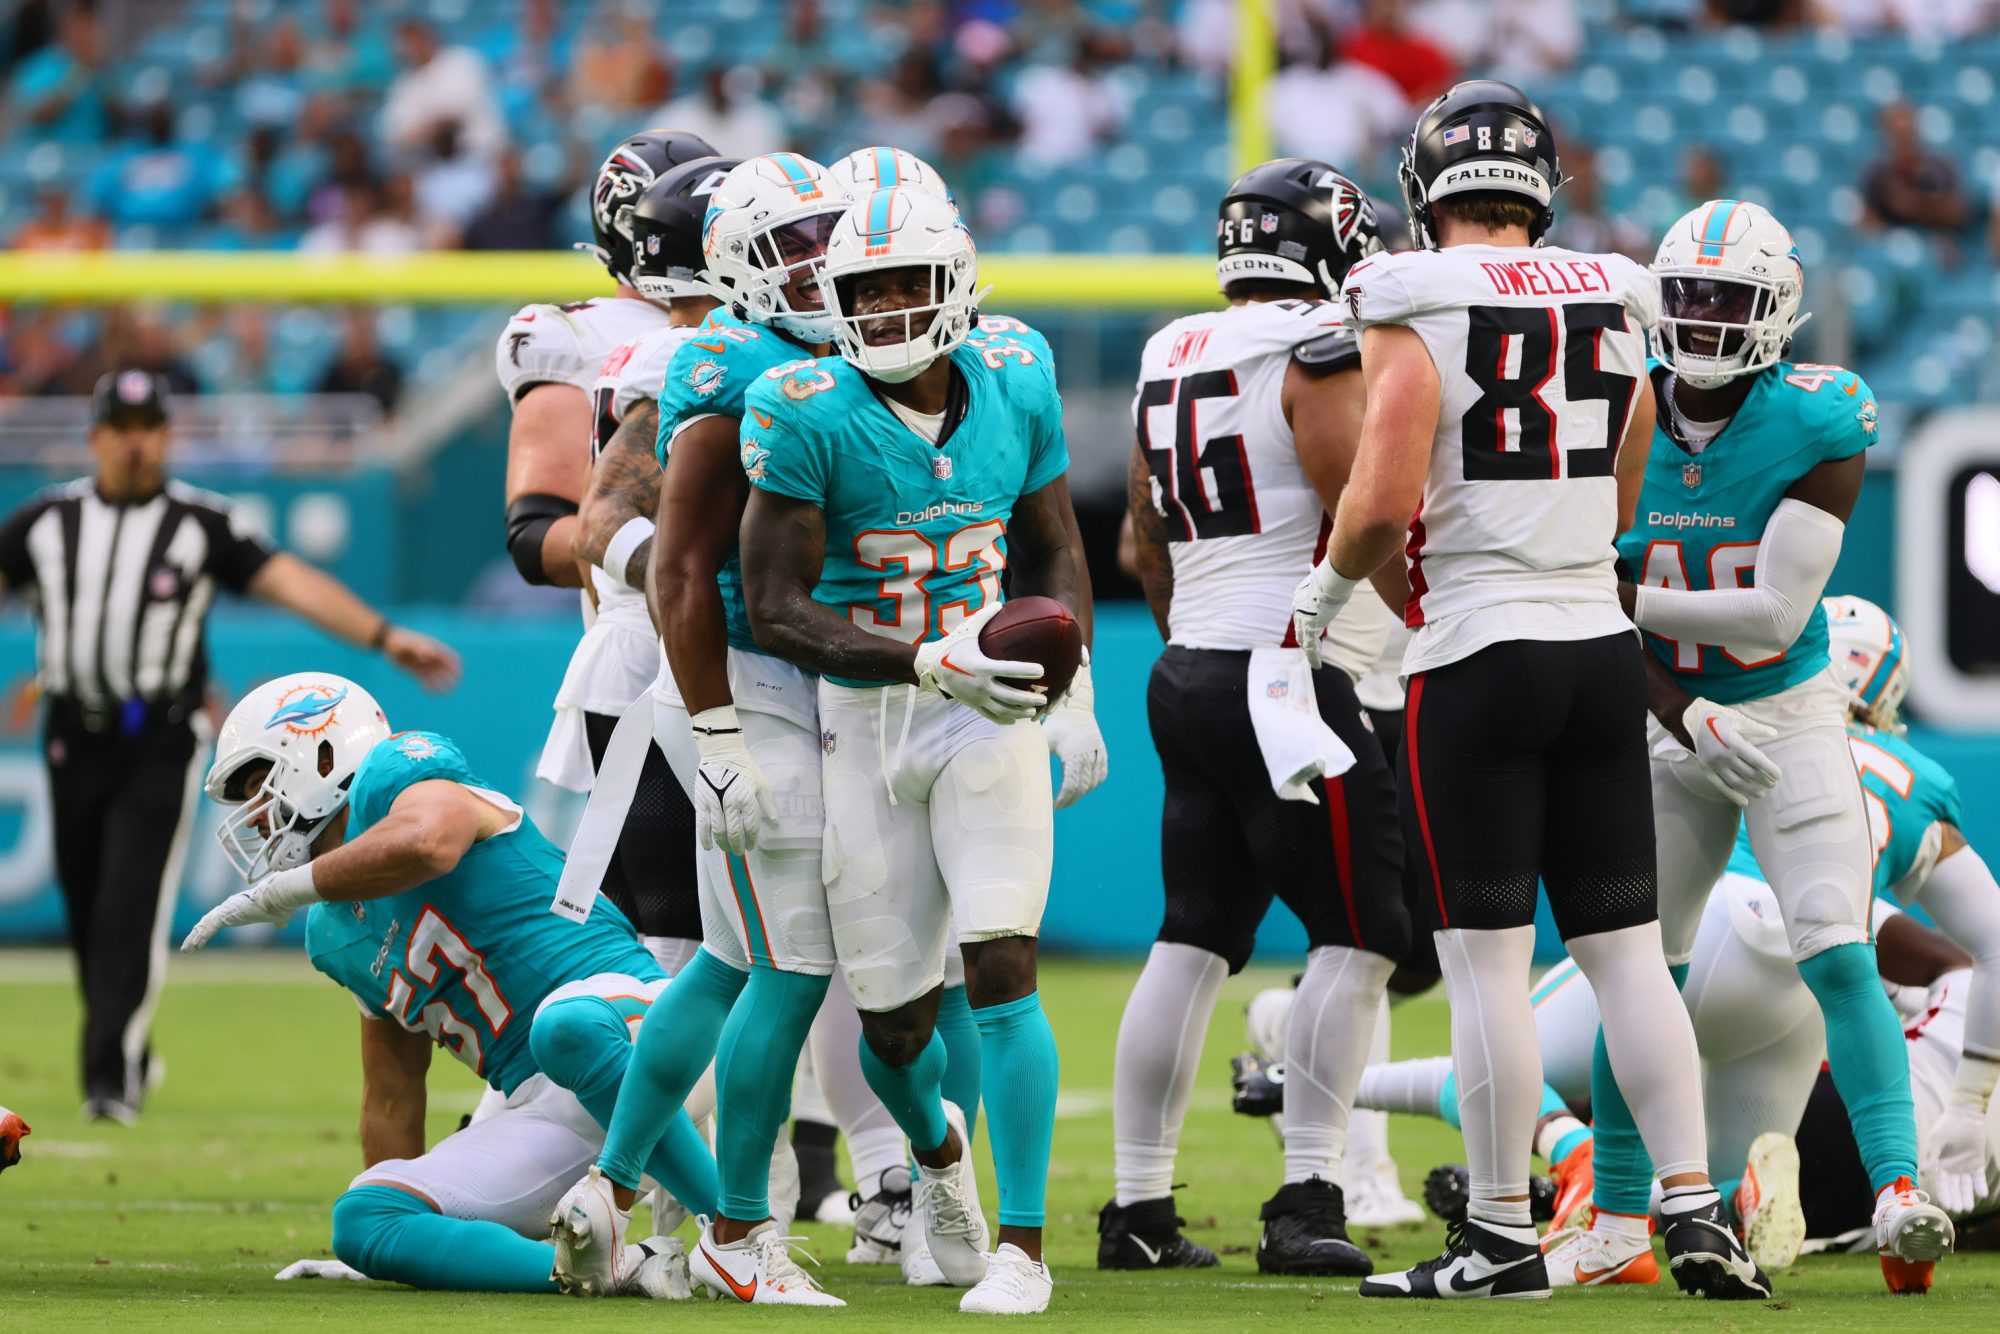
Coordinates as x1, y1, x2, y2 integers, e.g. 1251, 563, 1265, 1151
979, 596, 1083, 700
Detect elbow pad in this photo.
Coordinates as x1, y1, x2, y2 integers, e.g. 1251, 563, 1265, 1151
505, 493, 577, 586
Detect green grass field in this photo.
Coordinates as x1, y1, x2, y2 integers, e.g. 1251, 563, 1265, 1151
4, 949, 1998, 1330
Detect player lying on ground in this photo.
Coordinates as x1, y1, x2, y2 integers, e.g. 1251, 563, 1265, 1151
1106, 156, 1409, 1278
1596, 199, 1947, 1294
736, 183, 1102, 1315
181, 672, 718, 1296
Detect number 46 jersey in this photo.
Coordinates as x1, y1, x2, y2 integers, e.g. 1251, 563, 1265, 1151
1340, 244, 1659, 675
1133, 298, 1392, 675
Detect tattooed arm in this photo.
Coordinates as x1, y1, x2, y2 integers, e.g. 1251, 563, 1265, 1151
575, 399, 662, 590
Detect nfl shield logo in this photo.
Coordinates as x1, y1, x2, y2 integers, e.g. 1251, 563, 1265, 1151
1259, 212, 1279, 234
933, 454, 953, 480
1682, 460, 1702, 489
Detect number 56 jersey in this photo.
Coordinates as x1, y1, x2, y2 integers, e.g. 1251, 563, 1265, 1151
741, 317, 1068, 688
1340, 244, 1659, 675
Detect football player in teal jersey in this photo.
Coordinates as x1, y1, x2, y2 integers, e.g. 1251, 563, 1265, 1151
179, 673, 718, 1297
1580, 200, 1951, 1292
736, 185, 1101, 1315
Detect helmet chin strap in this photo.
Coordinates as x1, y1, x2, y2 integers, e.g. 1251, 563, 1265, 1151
572, 241, 631, 290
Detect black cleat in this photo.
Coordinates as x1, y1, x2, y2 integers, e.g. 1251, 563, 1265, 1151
1097, 1196, 1220, 1270
1230, 1051, 1285, 1116
1257, 1177, 1372, 1277
1360, 1218, 1551, 1299
1422, 1164, 1556, 1225
1662, 1195, 1772, 1300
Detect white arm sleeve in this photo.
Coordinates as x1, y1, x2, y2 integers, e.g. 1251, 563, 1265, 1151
1632, 497, 1845, 658
1917, 845, 2000, 1062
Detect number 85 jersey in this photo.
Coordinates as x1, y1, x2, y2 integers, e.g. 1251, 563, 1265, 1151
1341, 244, 1659, 675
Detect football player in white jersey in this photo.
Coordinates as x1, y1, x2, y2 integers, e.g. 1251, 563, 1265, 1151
495, 130, 716, 972
1106, 159, 1409, 1278
1291, 81, 1765, 1300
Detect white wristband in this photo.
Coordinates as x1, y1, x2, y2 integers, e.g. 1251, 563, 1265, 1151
601, 516, 656, 587
264, 862, 322, 912
1950, 1053, 2000, 1110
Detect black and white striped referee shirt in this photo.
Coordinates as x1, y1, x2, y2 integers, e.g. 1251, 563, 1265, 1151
0, 479, 274, 718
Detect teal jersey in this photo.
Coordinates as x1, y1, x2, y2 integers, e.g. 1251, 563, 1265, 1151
741, 318, 1068, 688
655, 308, 820, 652
1615, 359, 1877, 704
304, 731, 661, 1095
1724, 722, 1962, 903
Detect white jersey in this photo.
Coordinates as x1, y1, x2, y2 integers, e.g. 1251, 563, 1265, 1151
1133, 299, 1391, 678
1340, 244, 1659, 675
494, 296, 672, 790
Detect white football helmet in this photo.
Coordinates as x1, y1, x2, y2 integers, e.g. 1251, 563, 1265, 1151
1824, 595, 1909, 732
1652, 199, 1809, 389
827, 146, 953, 205
822, 187, 989, 383
701, 153, 848, 341
205, 673, 390, 879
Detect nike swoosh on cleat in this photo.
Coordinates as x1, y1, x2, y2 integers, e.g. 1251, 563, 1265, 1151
1447, 1268, 1498, 1294
701, 1246, 760, 1303
1129, 1237, 1162, 1265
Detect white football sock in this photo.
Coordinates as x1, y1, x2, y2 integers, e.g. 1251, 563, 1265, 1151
1112, 942, 1226, 1205
1346, 997, 1393, 1161
793, 1039, 834, 1128
1356, 1055, 1455, 1119
1436, 925, 1540, 1204
1567, 921, 1709, 1182
807, 972, 903, 1183
1284, 945, 1395, 1185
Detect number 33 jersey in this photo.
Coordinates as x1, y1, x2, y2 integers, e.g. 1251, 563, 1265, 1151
741, 317, 1069, 688
1132, 298, 1392, 675
304, 731, 659, 1096
1340, 244, 1659, 675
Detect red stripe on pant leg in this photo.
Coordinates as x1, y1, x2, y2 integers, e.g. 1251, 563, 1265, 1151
1404, 673, 1446, 927
1324, 773, 1364, 949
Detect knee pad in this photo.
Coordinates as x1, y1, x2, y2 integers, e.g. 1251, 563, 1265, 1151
1776, 867, 1871, 961
528, 996, 624, 1089
330, 1184, 427, 1275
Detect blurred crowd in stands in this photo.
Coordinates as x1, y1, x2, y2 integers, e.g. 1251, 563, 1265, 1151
5, 0, 2000, 409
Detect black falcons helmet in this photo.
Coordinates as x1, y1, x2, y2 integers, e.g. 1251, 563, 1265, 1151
583, 129, 720, 287
1217, 158, 1383, 297
1398, 80, 1562, 250
630, 156, 741, 302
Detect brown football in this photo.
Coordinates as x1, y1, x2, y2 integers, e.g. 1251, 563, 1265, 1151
978, 596, 1082, 700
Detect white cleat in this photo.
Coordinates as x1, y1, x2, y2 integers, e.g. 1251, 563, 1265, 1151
916, 1100, 990, 1287
1542, 1224, 1658, 1288
847, 1165, 912, 1264
550, 1166, 634, 1296
690, 1217, 846, 1306
815, 1189, 857, 1227
1874, 1175, 1954, 1294
1346, 1152, 1426, 1228
960, 1242, 1052, 1315
902, 1231, 948, 1286
1736, 1132, 1806, 1273
623, 1235, 694, 1299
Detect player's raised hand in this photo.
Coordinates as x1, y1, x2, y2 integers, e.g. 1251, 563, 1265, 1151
1929, 1103, 1989, 1215
1042, 651, 1107, 809
275, 1257, 370, 1281
383, 627, 463, 692
180, 867, 321, 951
1290, 559, 1358, 671
915, 604, 1047, 725
689, 706, 775, 853
1681, 698, 1782, 808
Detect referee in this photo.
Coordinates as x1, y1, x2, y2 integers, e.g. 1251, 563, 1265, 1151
0, 370, 461, 1123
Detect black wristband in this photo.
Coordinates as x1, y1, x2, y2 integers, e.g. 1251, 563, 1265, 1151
369, 619, 392, 651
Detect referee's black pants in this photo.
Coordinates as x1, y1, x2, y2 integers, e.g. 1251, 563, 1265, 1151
45, 707, 203, 1107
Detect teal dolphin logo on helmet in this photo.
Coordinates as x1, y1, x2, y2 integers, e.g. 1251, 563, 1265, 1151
265, 684, 349, 733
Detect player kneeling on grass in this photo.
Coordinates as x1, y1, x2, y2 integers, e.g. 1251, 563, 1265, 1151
738, 186, 1104, 1315
181, 672, 720, 1297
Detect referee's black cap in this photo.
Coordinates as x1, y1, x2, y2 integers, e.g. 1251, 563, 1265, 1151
91, 369, 173, 428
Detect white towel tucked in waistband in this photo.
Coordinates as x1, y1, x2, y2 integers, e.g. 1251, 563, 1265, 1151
549, 691, 654, 923
1245, 646, 1355, 804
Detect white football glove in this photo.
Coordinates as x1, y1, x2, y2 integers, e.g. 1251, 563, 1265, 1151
1681, 697, 1782, 808
1290, 559, 1359, 671
1042, 652, 1107, 810
1928, 1103, 1989, 1216
913, 603, 1046, 725
689, 706, 773, 854
180, 865, 321, 952
275, 1257, 370, 1282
